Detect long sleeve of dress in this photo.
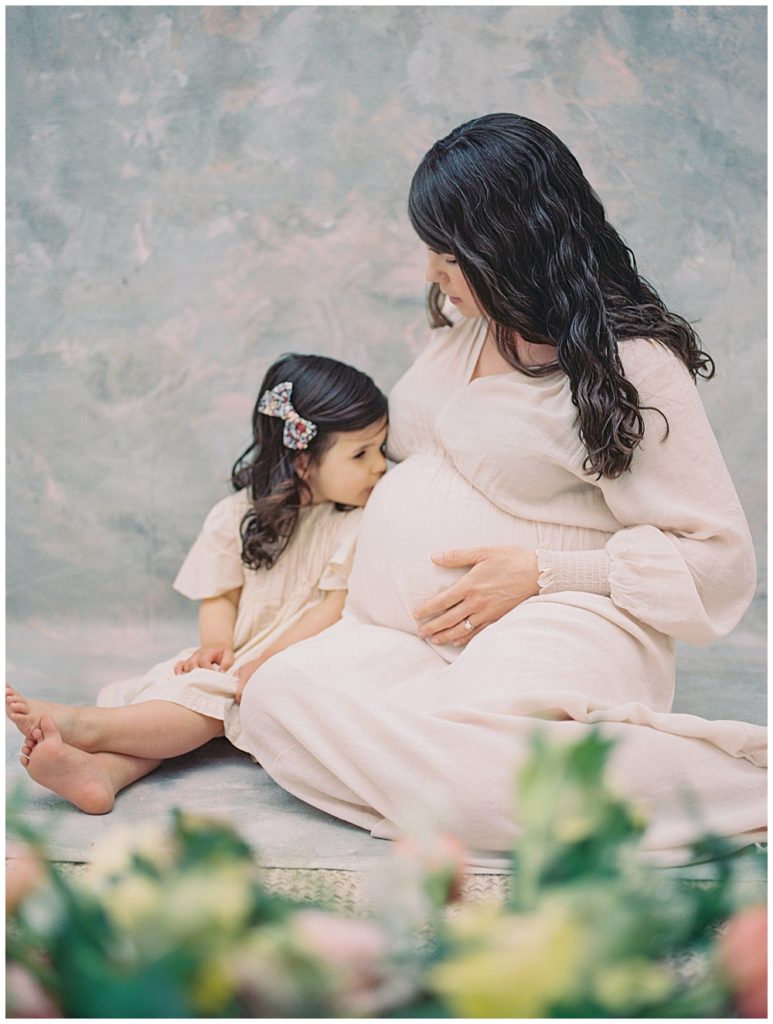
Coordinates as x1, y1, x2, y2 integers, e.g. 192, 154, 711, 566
537, 341, 757, 645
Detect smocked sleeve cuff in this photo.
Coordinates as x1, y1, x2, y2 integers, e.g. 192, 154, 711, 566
537, 548, 612, 597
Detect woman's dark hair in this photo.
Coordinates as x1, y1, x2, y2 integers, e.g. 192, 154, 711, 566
408, 112, 715, 479
232, 353, 387, 569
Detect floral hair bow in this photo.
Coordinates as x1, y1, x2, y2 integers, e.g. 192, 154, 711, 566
257, 381, 318, 451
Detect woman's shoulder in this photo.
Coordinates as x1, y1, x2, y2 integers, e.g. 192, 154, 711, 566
617, 337, 693, 391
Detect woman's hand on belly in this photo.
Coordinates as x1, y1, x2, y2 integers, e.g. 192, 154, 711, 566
412, 545, 540, 646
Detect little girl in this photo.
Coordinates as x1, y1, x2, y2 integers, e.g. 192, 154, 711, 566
7, 353, 388, 814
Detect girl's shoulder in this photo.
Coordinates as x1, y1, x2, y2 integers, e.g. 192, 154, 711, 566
295, 503, 362, 540
199, 489, 251, 532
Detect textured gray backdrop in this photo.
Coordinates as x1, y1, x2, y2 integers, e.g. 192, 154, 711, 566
7, 6, 766, 632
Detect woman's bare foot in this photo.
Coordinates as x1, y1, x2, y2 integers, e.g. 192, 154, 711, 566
23, 715, 115, 814
6, 685, 91, 749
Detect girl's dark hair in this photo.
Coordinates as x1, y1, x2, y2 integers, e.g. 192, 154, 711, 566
232, 353, 387, 569
408, 113, 715, 479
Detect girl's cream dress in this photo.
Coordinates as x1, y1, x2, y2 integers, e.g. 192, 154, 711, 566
98, 494, 361, 753
236, 311, 766, 864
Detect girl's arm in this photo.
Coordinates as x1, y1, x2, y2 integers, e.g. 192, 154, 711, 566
174, 587, 242, 675
234, 589, 346, 702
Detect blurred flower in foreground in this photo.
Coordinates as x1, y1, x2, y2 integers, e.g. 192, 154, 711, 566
223, 909, 413, 1017
428, 728, 747, 1019
429, 899, 585, 1017
6, 728, 761, 1018
6, 843, 46, 916
718, 904, 767, 1018
393, 832, 466, 905
6, 963, 63, 1018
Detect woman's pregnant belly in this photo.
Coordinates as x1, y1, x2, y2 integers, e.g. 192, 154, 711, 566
345, 454, 544, 636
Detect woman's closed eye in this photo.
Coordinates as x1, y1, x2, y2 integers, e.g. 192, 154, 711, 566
428, 247, 458, 265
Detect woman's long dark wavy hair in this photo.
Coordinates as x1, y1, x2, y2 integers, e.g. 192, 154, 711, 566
232, 354, 387, 570
408, 113, 714, 479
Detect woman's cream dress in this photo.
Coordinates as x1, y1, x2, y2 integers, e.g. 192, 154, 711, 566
98, 493, 361, 753
237, 313, 766, 864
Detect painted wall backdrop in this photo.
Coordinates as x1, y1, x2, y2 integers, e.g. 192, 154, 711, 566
8, 5, 766, 630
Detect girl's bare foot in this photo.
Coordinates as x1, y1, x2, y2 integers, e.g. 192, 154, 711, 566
23, 715, 115, 815
19, 725, 42, 768
6, 685, 90, 749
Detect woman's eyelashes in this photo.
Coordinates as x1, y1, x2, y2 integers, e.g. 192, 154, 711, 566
428, 247, 458, 265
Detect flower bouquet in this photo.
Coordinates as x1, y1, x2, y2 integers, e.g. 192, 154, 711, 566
6, 729, 766, 1017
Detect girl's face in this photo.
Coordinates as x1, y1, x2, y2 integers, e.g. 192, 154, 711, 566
425, 248, 483, 318
299, 418, 388, 507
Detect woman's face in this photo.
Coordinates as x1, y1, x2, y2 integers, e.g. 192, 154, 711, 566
424, 248, 483, 318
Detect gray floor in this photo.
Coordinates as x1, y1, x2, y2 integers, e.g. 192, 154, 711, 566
5, 603, 767, 871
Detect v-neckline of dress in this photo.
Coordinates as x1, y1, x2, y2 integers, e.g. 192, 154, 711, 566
466, 318, 518, 385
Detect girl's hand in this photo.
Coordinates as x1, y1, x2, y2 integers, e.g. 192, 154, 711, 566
413, 546, 540, 647
234, 658, 265, 704
174, 646, 236, 675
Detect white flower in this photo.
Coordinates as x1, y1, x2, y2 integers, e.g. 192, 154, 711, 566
103, 874, 161, 930
84, 822, 177, 888
160, 866, 253, 938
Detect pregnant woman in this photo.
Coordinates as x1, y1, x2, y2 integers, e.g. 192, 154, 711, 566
238, 113, 766, 861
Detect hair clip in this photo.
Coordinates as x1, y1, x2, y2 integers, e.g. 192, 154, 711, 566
258, 381, 318, 450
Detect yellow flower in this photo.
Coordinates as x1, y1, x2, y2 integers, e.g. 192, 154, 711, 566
430, 902, 585, 1017
553, 814, 594, 843
192, 959, 235, 1015
593, 958, 674, 1012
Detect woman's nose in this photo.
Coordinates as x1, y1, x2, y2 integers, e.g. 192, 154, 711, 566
425, 255, 446, 285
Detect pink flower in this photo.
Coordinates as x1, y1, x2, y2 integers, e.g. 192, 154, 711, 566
393, 832, 467, 903
6, 844, 46, 916
6, 964, 62, 1018
719, 905, 767, 1018
292, 909, 403, 1015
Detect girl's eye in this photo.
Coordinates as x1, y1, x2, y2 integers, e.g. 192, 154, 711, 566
353, 451, 366, 459
445, 257, 458, 265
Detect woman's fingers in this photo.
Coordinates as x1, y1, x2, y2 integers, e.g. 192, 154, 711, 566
413, 581, 469, 622
417, 601, 467, 639
417, 602, 486, 645
424, 618, 484, 647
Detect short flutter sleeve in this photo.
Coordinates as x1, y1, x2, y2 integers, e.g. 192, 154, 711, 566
537, 341, 757, 645
318, 508, 363, 591
173, 492, 248, 600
